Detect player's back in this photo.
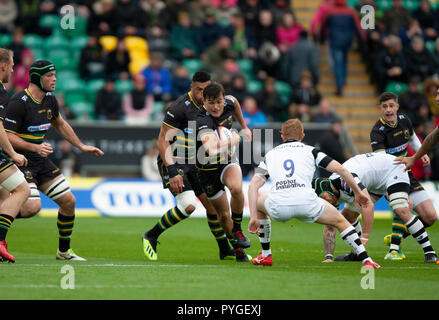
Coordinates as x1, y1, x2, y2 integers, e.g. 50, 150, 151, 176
341, 153, 398, 194
264, 141, 320, 203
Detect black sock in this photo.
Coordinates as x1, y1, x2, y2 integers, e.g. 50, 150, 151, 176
57, 212, 75, 252
232, 212, 243, 232
206, 213, 231, 252
0, 214, 14, 241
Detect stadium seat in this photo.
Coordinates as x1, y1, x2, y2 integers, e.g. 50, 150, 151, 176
346, 0, 359, 7
99, 35, 118, 52
151, 101, 165, 121
45, 34, 70, 51
376, 0, 393, 10
426, 40, 435, 53
182, 59, 204, 76
403, 0, 419, 11
56, 76, 84, 93
70, 35, 89, 51
0, 34, 12, 47
274, 81, 292, 105
23, 34, 43, 49
247, 80, 262, 94
431, 1, 439, 10
38, 14, 60, 29
30, 48, 46, 60
115, 79, 134, 95
385, 81, 408, 95
60, 15, 88, 37
86, 79, 105, 102
65, 93, 88, 106
69, 101, 94, 120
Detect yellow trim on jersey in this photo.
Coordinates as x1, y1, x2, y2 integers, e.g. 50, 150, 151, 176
379, 117, 397, 128
25, 89, 41, 105
176, 136, 195, 143
188, 91, 202, 110
162, 121, 178, 130
0, 162, 13, 173
15, 132, 45, 140
373, 149, 386, 153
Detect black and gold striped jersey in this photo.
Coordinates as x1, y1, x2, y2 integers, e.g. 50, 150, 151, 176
0, 84, 9, 121
3, 89, 60, 158
370, 114, 414, 158
195, 95, 236, 171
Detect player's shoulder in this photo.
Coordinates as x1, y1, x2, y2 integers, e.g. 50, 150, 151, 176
397, 113, 412, 127
9, 90, 28, 105
196, 108, 214, 129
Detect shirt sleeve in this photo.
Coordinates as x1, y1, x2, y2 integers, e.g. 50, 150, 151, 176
50, 94, 60, 119
255, 157, 269, 179
0, 91, 9, 121
3, 98, 24, 133
312, 147, 333, 168
370, 127, 386, 152
162, 102, 185, 130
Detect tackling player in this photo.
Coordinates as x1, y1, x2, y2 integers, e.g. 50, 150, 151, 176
0, 48, 30, 263
247, 119, 380, 268
315, 153, 439, 263
369, 92, 437, 260
142, 72, 242, 261
395, 88, 439, 170
196, 82, 253, 262
2, 60, 104, 261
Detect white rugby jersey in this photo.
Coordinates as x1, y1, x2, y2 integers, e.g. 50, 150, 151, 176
330, 152, 408, 203
256, 140, 333, 204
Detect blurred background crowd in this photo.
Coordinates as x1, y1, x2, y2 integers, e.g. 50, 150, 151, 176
1, 0, 439, 179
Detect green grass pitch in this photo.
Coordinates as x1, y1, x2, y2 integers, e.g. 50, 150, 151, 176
1, 216, 438, 300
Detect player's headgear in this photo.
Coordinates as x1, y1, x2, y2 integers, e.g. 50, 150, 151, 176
313, 178, 337, 197
29, 60, 56, 92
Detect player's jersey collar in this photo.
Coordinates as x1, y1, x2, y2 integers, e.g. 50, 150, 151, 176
188, 91, 201, 110
380, 117, 397, 128
25, 88, 42, 105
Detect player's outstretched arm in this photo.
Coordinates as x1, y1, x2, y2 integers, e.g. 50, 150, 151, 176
51, 115, 104, 156
395, 126, 439, 171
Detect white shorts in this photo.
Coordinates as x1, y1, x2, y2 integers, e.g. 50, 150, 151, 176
411, 190, 432, 208
264, 194, 325, 224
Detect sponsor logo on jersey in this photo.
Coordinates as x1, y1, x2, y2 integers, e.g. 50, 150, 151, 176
275, 179, 305, 190
386, 143, 408, 154
166, 111, 175, 118
47, 109, 53, 120
4, 118, 16, 124
403, 129, 410, 139
27, 123, 51, 132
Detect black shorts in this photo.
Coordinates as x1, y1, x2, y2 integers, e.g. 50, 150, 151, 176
157, 158, 204, 197
18, 156, 62, 186
408, 170, 424, 194
0, 150, 13, 173
197, 164, 235, 199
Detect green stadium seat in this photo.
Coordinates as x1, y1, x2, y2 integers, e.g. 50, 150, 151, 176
431, 1, 439, 10
426, 40, 435, 53
56, 76, 85, 94
115, 79, 134, 95
70, 35, 89, 51
86, 79, 105, 102
385, 81, 408, 95
39, 14, 60, 29
182, 59, 204, 76
377, 0, 393, 10
69, 101, 94, 119
247, 80, 262, 94
23, 34, 43, 49
65, 93, 88, 106
403, 0, 419, 11
346, 0, 359, 7
60, 16, 88, 38
274, 80, 292, 105
151, 101, 165, 121
30, 48, 46, 60
0, 34, 12, 47
44, 34, 70, 51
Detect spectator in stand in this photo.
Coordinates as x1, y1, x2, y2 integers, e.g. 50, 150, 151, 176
139, 0, 166, 28
158, 0, 191, 32
214, 0, 240, 27
123, 74, 154, 125
241, 96, 267, 127
422, 77, 439, 126
0, 0, 18, 34
79, 35, 105, 80
171, 65, 191, 100
412, 0, 438, 41
254, 77, 285, 122
169, 11, 199, 61
141, 51, 172, 102
229, 73, 248, 104
404, 35, 436, 82
239, 0, 265, 39
283, 29, 319, 88
196, 7, 226, 54
382, 0, 412, 35
310, 0, 333, 43
105, 39, 131, 80
224, 12, 257, 59
374, 35, 406, 93
255, 10, 276, 50
7, 28, 26, 66
114, 0, 147, 38
276, 12, 303, 54
321, 0, 365, 96
398, 76, 429, 123
95, 78, 123, 120
365, 18, 389, 84
313, 99, 338, 123
12, 49, 33, 93
269, 0, 293, 25
291, 71, 321, 107
189, 0, 217, 27
318, 117, 347, 178
398, 19, 427, 48
203, 35, 237, 77
87, 0, 118, 36
254, 40, 281, 81
287, 103, 313, 123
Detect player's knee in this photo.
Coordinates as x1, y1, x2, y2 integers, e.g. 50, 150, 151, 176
228, 183, 243, 198
423, 210, 437, 226
22, 200, 42, 218
175, 191, 197, 216
11, 182, 30, 200
58, 193, 76, 212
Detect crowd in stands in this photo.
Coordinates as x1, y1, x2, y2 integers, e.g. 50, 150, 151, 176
1, 0, 439, 179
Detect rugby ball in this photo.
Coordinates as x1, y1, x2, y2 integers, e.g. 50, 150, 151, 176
215, 126, 236, 159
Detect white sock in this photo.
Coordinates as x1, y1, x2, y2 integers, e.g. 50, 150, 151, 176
258, 219, 271, 257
